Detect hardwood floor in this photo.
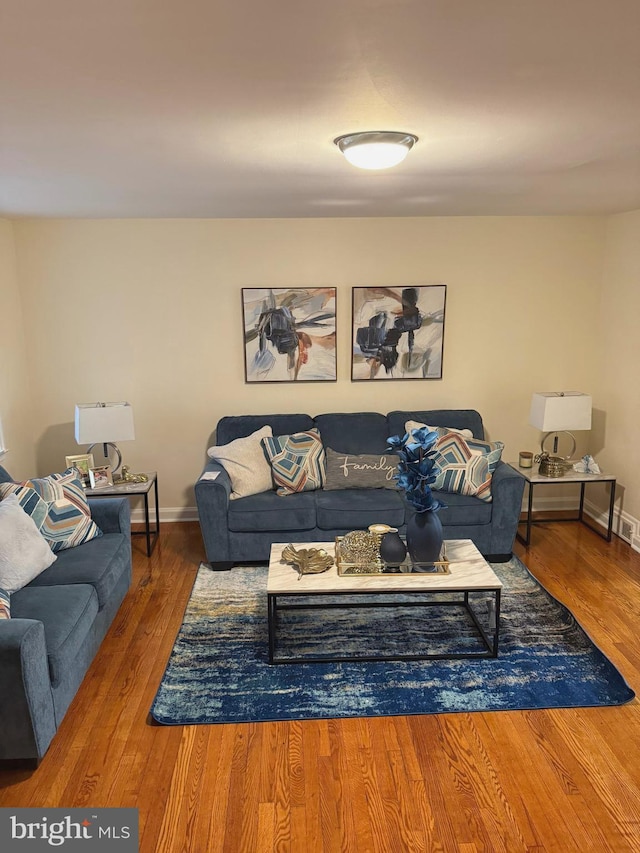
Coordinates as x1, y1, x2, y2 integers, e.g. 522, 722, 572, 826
1, 520, 639, 852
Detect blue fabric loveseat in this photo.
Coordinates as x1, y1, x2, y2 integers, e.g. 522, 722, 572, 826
0, 465, 132, 765
195, 409, 525, 569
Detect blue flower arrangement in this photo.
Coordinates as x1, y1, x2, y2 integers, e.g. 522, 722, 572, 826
387, 426, 445, 513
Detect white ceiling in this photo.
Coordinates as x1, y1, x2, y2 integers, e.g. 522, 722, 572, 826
2, 0, 640, 219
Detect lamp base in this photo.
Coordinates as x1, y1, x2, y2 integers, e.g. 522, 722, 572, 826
541, 431, 576, 460
87, 442, 123, 479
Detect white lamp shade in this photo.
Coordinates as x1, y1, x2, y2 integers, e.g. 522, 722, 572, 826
75, 402, 135, 444
529, 392, 592, 432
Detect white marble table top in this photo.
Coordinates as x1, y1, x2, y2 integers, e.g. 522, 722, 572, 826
509, 463, 615, 484
85, 471, 157, 495
267, 539, 502, 594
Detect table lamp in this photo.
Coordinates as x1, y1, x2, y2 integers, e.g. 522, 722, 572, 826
529, 392, 592, 460
75, 402, 135, 479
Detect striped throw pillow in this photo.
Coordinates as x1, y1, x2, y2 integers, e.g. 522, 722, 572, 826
432, 434, 504, 502
0, 468, 103, 552
262, 429, 326, 495
0, 588, 9, 620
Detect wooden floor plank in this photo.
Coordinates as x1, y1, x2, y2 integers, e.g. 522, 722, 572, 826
1, 519, 639, 852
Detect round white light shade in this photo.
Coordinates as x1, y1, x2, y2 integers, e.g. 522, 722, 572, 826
334, 131, 418, 170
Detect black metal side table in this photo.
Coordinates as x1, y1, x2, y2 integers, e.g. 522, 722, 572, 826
86, 472, 159, 556
515, 464, 616, 546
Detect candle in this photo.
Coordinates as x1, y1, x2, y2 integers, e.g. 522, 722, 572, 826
519, 451, 534, 468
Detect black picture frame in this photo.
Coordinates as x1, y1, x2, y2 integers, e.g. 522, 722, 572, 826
351, 285, 446, 381
242, 287, 337, 383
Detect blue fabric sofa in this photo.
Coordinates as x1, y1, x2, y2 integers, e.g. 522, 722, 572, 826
195, 409, 525, 569
0, 465, 132, 765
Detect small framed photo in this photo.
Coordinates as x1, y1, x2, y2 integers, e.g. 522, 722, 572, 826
65, 453, 95, 487
89, 465, 113, 490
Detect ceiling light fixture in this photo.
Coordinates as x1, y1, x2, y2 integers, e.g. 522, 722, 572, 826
334, 131, 418, 170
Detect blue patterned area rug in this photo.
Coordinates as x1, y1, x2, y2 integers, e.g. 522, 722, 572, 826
150, 557, 634, 725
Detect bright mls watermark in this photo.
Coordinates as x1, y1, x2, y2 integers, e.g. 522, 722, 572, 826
0, 809, 138, 851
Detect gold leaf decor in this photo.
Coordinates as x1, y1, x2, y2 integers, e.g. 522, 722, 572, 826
281, 544, 334, 580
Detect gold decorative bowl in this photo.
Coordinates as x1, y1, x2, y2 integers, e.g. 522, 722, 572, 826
535, 452, 570, 478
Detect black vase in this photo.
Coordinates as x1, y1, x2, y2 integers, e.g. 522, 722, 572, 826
379, 530, 407, 567
406, 510, 444, 567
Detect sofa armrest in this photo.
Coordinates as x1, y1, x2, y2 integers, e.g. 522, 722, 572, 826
0, 619, 57, 762
88, 497, 131, 535
488, 462, 526, 558
194, 461, 232, 564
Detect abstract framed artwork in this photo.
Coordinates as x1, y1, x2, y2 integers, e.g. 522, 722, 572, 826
242, 288, 337, 383
351, 285, 447, 381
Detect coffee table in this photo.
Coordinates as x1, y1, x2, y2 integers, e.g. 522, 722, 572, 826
267, 539, 502, 665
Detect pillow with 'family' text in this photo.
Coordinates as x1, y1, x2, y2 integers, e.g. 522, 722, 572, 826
323, 448, 397, 490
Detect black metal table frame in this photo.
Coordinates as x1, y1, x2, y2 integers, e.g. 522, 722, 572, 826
517, 476, 616, 547
87, 476, 160, 556
267, 587, 501, 665
131, 476, 160, 556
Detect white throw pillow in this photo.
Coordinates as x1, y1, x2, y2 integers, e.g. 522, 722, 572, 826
207, 425, 274, 500
405, 420, 473, 439
0, 493, 57, 593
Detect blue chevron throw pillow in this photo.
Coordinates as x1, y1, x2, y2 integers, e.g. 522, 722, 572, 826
0, 468, 103, 552
262, 429, 326, 496
432, 434, 504, 502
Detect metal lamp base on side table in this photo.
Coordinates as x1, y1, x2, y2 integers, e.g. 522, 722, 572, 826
85, 471, 160, 556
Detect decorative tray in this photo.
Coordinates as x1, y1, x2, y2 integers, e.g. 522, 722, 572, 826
335, 534, 450, 576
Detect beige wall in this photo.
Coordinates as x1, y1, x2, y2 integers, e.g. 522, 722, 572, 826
0, 219, 37, 478
593, 209, 640, 532
9, 215, 606, 516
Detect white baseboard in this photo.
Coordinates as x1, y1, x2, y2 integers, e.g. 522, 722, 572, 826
130, 505, 199, 524
527, 493, 640, 553
583, 500, 640, 553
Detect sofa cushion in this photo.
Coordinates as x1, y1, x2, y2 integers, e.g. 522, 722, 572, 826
316, 489, 406, 530
0, 493, 57, 592
0, 469, 102, 553
433, 490, 493, 526
27, 533, 130, 609
10, 583, 99, 687
207, 425, 274, 500
323, 449, 397, 490
315, 412, 390, 454
228, 491, 317, 532
262, 429, 326, 495
216, 414, 314, 446
387, 410, 485, 441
